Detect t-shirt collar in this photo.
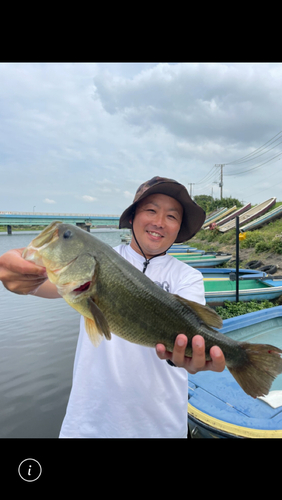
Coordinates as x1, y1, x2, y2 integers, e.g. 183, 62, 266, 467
126, 244, 169, 265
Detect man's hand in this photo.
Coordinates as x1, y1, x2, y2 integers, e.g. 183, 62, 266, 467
0, 248, 48, 295
156, 334, 225, 374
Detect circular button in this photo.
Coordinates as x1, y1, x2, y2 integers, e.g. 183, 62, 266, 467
18, 458, 42, 482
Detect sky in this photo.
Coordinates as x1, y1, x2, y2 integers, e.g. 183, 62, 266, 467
1, 62, 282, 216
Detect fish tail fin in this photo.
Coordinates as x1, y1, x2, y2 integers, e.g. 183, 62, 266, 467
228, 343, 282, 398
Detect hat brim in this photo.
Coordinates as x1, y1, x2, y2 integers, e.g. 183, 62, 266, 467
119, 181, 205, 243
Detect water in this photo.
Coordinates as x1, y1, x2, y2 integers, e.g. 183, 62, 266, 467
0, 228, 129, 437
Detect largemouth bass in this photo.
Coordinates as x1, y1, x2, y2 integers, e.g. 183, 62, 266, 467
22, 221, 282, 398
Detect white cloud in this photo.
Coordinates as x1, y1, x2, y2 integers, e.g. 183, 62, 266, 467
82, 195, 97, 202
44, 198, 56, 204
123, 191, 134, 199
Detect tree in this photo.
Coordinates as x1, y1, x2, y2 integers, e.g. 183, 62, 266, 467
194, 195, 243, 214
193, 195, 214, 213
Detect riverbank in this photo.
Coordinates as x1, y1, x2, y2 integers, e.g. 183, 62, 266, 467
189, 215, 282, 275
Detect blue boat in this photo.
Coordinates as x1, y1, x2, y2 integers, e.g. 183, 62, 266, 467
169, 245, 202, 253
167, 247, 205, 254
198, 267, 267, 279
188, 307, 282, 438
172, 252, 233, 268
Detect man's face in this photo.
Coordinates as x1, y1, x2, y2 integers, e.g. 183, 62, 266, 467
130, 193, 183, 259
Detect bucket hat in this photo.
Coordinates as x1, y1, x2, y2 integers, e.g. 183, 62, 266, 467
119, 176, 205, 243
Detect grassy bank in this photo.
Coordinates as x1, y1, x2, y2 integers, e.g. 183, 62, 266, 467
0, 226, 46, 232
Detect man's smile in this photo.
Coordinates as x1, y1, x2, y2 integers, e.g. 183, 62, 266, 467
146, 230, 164, 239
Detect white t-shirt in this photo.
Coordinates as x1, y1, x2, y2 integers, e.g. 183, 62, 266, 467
59, 244, 205, 438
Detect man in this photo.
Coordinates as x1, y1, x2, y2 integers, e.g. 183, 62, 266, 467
0, 176, 225, 437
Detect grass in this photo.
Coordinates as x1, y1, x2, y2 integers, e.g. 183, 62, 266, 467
0, 225, 46, 232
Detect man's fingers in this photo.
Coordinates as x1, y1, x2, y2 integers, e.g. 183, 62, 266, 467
171, 334, 188, 366
209, 345, 226, 372
7, 249, 47, 276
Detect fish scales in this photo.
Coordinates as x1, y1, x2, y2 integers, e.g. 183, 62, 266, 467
93, 247, 193, 350
92, 242, 216, 353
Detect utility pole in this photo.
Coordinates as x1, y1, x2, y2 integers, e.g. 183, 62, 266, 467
215, 164, 224, 199
188, 183, 195, 199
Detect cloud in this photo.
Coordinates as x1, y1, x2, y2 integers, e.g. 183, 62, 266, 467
82, 195, 97, 202
123, 191, 134, 199
44, 198, 56, 204
1, 62, 282, 213
93, 63, 282, 145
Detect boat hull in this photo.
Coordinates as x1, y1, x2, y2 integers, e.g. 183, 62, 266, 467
241, 204, 282, 232
219, 197, 276, 233
188, 307, 282, 438
203, 275, 282, 305
173, 253, 232, 268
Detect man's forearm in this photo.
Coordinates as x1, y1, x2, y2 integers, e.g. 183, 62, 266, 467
33, 280, 61, 298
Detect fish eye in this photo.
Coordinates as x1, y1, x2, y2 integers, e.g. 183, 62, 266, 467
63, 230, 72, 239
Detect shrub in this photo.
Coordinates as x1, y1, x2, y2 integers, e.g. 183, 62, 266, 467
270, 237, 282, 254
216, 300, 276, 320
255, 240, 272, 253
240, 231, 262, 249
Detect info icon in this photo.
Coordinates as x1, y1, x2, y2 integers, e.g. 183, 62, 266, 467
18, 458, 42, 482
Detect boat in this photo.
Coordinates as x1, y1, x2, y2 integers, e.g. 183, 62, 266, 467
202, 206, 237, 229
169, 245, 203, 253
188, 307, 282, 438
213, 202, 251, 228
240, 204, 282, 232
202, 271, 282, 306
218, 198, 277, 233
198, 267, 267, 280
173, 252, 232, 268
204, 207, 227, 224
169, 249, 205, 255
120, 232, 132, 243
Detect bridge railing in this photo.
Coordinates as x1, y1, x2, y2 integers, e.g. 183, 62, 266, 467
0, 212, 120, 217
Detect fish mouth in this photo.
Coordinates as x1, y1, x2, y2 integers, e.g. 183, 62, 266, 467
30, 221, 61, 249
22, 222, 61, 263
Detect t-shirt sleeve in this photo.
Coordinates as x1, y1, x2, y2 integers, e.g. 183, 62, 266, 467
173, 266, 206, 306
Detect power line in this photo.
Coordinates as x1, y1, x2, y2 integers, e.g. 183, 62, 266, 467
225, 131, 282, 166
194, 165, 218, 184
225, 152, 281, 176
193, 132, 282, 200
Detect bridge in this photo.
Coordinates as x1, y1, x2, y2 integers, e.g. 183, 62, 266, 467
0, 212, 120, 234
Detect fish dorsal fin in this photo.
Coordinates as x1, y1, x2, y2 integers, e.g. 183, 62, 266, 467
84, 298, 111, 346
173, 294, 222, 329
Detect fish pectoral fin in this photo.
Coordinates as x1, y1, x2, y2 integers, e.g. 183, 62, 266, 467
84, 317, 104, 347
84, 298, 111, 346
173, 294, 223, 329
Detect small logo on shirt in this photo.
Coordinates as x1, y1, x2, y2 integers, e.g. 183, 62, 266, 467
154, 281, 170, 292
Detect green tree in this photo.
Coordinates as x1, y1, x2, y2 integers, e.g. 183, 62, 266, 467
193, 195, 214, 213
194, 195, 243, 214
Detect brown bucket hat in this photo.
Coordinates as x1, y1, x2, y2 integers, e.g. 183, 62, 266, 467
119, 176, 206, 243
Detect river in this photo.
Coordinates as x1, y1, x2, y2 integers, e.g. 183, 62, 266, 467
0, 228, 129, 438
